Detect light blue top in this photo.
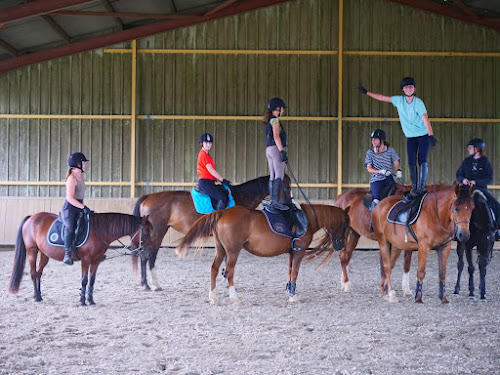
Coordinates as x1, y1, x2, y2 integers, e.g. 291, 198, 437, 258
391, 96, 428, 138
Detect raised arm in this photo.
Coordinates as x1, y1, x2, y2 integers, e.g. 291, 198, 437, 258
358, 84, 392, 103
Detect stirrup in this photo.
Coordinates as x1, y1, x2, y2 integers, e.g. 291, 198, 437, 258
291, 238, 303, 252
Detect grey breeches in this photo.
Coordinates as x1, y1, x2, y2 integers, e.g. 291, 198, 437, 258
266, 145, 285, 181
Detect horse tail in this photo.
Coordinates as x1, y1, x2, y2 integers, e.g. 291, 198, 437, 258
7, 216, 30, 294
175, 211, 223, 258
132, 194, 149, 217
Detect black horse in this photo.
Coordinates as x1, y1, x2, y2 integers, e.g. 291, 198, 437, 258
453, 191, 495, 301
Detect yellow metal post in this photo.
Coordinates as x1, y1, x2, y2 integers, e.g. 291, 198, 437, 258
337, 0, 343, 197
131, 39, 137, 198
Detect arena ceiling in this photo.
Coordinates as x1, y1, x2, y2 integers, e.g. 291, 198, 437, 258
0, 0, 499, 76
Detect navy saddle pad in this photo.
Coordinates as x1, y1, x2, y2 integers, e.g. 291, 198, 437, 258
387, 193, 427, 226
261, 208, 293, 238
47, 215, 90, 248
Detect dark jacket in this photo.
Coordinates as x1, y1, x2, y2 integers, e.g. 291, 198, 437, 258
456, 155, 493, 190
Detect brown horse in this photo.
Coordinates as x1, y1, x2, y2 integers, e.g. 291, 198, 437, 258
372, 184, 474, 303
334, 183, 448, 295
7, 212, 153, 306
132, 175, 291, 291
175, 204, 350, 305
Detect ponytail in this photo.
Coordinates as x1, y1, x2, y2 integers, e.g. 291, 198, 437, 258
262, 110, 272, 125
65, 167, 75, 181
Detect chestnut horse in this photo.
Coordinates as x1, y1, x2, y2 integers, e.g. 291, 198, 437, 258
7, 212, 153, 306
132, 175, 291, 291
175, 204, 350, 305
334, 183, 448, 294
372, 184, 474, 303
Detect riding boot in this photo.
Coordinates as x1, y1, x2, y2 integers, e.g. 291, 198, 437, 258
403, 165, 419, 203
417, 162, 428, 194
369, 199, 378, 232
271, 178, 288, 210
268, 180, 273, 200
216, 200, 226, 211
63, 230, 75, 265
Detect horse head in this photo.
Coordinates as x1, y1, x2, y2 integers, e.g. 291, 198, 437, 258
453, 184, 475, 243
135, 215, 154, 259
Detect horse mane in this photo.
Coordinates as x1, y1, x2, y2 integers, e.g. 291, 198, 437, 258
230, 175, 269, 202
90, 213, 141, 239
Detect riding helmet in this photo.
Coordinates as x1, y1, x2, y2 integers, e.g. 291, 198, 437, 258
267, 97, 287, 111
370, 129, 386, 141
68, 152, 89, 168
199, 133, 214, 143
400, 76, 417, 89
468, 138, 485, 151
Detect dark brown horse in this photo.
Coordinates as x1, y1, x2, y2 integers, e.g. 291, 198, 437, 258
7, 212, 153, 306
132, 175, 291, 291
175, 204, 350, 305
372, 184, 474, 303
334, 183, 448, 295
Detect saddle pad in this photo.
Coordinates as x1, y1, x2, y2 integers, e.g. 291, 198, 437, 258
47, 216, 90, 248
387, 193, 427, 226
190, 185, 235, 214
261, 209, 293, 239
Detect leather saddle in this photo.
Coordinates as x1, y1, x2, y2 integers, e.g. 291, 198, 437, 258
47, 213, 90, 248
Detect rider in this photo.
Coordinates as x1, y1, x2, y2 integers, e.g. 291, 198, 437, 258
263, 97, 288, 210
197, 133, 231, 211
61, 152, 92, 265
364, 129, 402, 211
359, 77, 437, 202
456, 138, 500, 238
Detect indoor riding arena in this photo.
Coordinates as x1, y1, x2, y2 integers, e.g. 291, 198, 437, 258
1, 1, 499, 374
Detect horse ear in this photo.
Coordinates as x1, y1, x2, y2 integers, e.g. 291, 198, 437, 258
344, 206, 351, 214
469, 185, 475, 195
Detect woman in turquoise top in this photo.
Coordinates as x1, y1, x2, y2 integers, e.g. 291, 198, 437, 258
359, 77, 437, 201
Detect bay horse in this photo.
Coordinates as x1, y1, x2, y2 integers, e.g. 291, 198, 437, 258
453, 190, 495, 301
372, 184, 474, 303
175, 204, 350, 305
334, 183, 448, 294
132, 175, 291, 291
7, 212, 153, 306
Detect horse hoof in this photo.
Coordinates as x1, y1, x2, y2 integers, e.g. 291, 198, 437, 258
480, 297, 487, 302
343, 282, 352, 292
152, 286, 163, 292
440, 298, 449, 304
232, 299, 244, 306
468, 295, 477, 301
209, 291, 219, 306
288, 295, 300, 304
403, 289, 413, 298
414, 298, 423, 303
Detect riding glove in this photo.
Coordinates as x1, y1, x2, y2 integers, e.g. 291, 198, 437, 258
396, 169, 403, 179
280, 150, 288, 163
83, 206, 92, 215
358, 83, 368, 95
222, 179, 232, 187
429, 135, 437, 146
378, 169, 392, 177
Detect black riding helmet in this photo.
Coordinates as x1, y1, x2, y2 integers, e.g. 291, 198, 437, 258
68, 152, 89, 168
370, 129, 386, 141
199, 133, 214, 143
401, 76, 416, 89
468, 138, 485, 151
267, 97, 286, 111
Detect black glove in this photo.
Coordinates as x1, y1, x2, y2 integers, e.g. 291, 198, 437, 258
221, 178, 231, 187
358, 83, 368, 95
280, 150, 288, 163
83, 206, 92, 215
429, 135, 437, 147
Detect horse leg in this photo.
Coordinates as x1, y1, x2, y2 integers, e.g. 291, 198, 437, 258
453, 242, 465, 295
224, 252, 243, 306
79, 261, 90, 306
402, 250, 413, 297
339, 229, 359, 292
465, 244, 476, 300
86, 263, 100, 305
286, 251, 305, 303
414, 246, 430, 303
209, 243, 226, 305
437, 244, 452, 304
28, 250, 47, 302
140, 255, 151, 291
478, 241, 491, 301
148, 251, 162, 291
379, 239, 398, 303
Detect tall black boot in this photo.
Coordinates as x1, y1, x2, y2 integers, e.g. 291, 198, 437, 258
272, 178, 288, 210
268, 180, 273, 200
63, 230, 75, 265
403, 165, 419, 203
417, 162, 428, 193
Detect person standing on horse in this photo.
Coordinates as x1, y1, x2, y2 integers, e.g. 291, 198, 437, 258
364, 129, 402, 211
359, 77, 437, 202
263, 97, 288, 210
197, 133, 231, 211
456, 138, 500, 239
61, 152, 92, 265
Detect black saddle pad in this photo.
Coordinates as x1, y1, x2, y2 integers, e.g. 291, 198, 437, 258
261, 204, 308, 239
387, 193, 427, 226
47, 215, 90, 248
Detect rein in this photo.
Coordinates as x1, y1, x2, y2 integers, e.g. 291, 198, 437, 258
286, 162, 320, 228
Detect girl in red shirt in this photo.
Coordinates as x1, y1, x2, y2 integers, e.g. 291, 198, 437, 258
197, 133, 231, 211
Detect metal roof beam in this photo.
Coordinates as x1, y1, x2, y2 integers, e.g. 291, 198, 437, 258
0, 39, 17, 56
41, 15, 71, 44
204, 0, 239, 17
102, 0, 124, 30
0, 0, 292, 75
0, 0, 99, 24
53, 10, 199, 20
386, 0, 500, 30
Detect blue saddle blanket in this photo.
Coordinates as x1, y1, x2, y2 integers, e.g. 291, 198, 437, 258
47, 215, 90, 248
190, 184, 235, 214
261, 209, 293, 239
